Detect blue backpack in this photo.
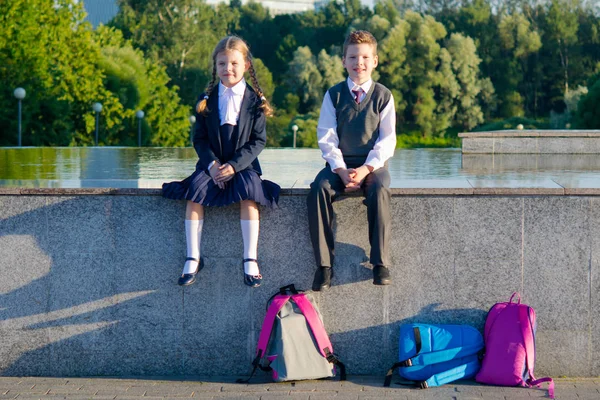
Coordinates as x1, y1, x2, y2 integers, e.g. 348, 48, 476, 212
384, 323, 484, 388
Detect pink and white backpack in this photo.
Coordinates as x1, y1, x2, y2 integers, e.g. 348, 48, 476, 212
476, 293, 554, 399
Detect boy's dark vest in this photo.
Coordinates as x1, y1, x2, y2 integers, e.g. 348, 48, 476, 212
328, 81, 392, 168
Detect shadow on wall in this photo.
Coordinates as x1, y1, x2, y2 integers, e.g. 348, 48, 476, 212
0, 196, 488, 377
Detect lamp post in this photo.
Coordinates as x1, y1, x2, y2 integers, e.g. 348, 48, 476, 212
189, 115, 196, 146
291, 124, 298, 148
14, 88, 26, 147
92, 102, 102, 145
136, 110, 145, 147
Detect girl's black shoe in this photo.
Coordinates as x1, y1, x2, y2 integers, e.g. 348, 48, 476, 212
243, 258, 262, 288
178, 257, 204, 286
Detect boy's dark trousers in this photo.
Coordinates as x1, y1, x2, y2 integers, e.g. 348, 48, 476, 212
307, 166, 391, 269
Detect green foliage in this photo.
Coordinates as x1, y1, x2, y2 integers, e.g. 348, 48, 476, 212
575, 79, 600, 128
395, 131, 461, 148
289, 113, 319, 148
110, 0, 224, 106
247, 58, 275, 100
0, 1, 189, 147
287, 46, 323, 112
0, 0, 108, 146
95, 26, 190, 147
3, 0, 600, 149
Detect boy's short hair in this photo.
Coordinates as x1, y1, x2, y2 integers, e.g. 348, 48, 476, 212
343, 30, 378, 57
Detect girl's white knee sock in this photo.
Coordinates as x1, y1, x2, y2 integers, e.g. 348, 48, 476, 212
240, 219, 260, 276
183, 219, 203, 274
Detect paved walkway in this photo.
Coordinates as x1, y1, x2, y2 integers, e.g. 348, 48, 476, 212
0, 376, 597, 400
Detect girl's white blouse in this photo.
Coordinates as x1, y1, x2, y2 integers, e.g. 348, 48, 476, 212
217, 78, 246, 126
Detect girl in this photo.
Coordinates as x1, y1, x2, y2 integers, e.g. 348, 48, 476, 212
162, 36, 279, 288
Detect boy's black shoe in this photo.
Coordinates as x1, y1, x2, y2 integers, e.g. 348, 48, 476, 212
312, 267, 333, 291
373, 265, 392, 285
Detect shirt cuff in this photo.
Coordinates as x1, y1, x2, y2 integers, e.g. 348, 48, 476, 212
329, 159, 347, 172
208, 160, 216, 171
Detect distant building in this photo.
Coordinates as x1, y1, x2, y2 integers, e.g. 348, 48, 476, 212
80, 0, 119, 28
206, 0, 318, 15
80, 0, 323, 28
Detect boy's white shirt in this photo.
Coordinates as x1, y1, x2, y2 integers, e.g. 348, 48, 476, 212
317, 77, 396, 172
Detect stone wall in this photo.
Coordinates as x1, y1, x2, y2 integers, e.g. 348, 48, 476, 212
459, 130, 600, 153
1, 189, 598, 377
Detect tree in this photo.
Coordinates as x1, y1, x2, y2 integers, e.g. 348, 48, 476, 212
0, 0, 111, 145
111, 0, 225, 106
545, 0, 580, 93
287, 46, 323, 112
317, 50, 345, 91
94, 26, 190, 146
446, 33, 488, 130
575, 78, 600, 128
496, 12, 542, 117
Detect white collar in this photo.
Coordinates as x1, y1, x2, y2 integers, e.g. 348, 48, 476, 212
347, 77, 372, 94
219, 78, 246, 97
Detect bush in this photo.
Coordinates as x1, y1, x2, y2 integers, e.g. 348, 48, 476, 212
575, 79, 600, 129
396, 131, 460, 148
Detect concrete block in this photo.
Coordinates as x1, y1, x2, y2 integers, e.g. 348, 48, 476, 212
260, 196, 313, 267
333, 198, 372, 259
523, 197, 590, 330
493, 138, 539, 154
329, 325, 388, 375
107, 327, 183, 376
461, 138, 494, 154
45, 196, 114, 254
538, 137, 600, 154
182, 257, 253, 375
0, 329, 51, 376
454, 198, 523, 310
388, 197, 464, 324
111, 196, 183, 260
590, 198, 600, 376
0, 235, 51, 323
109, 244, 185, 331
0, 196, 47, 236
46, 251, 116, 317
196, 205, 244, 258
535, 330, 590, 377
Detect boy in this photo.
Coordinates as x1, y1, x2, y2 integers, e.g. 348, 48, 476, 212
307, 30, 396, 291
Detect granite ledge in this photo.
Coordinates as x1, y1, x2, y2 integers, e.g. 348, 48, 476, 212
459, 130, 600, 138
2, 187, 600, 196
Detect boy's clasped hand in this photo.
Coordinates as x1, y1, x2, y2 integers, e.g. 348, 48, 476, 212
335, 165, 373, 192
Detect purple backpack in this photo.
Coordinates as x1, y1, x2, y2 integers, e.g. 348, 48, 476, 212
476, 293, 554, 399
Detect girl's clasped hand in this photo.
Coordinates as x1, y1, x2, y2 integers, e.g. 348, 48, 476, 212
209, 162, 235, 189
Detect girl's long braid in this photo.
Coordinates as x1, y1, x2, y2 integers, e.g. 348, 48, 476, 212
248, 61, 273, 117
196, 61, 218, 115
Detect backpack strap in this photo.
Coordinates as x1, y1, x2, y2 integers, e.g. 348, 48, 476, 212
519, 305, 555, 399
292, 294, 346, 380
423, 358, 481, 388
238, 294, 291, 384
385, 358, 480, 388
256, 294, 292, 357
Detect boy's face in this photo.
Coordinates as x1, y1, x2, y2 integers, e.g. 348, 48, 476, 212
343, 43, 378, 85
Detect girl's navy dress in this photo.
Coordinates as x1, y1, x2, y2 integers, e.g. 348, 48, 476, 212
162, 85, 279, 208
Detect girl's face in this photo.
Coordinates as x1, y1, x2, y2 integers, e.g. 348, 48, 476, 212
216, 49, 249, 88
